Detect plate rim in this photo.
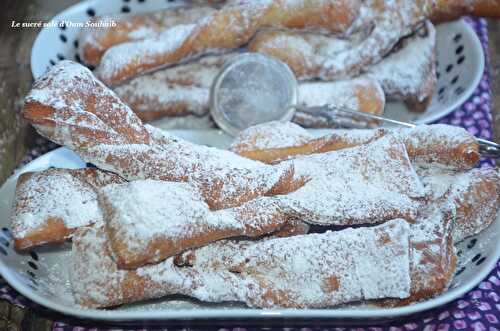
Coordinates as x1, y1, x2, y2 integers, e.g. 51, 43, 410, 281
0, 147, 499, 321
413, 19, 485, 124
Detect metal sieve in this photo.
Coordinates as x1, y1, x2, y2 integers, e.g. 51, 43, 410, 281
210, 53, 297, 136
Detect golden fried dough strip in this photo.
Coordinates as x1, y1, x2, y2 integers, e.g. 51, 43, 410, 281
113, 53, 385, 124
394, 125, 480, 170
449, 168, 500, 241
249, 0, 427, 81
294, 78, 386, 127
230, 122, 480, 170
364, 21, 437, 113
418, 166, 500, 242
22, 61, 300, 210
78, 6, 217, 67
99, 180, 295, 269
249, 20, 437, 112
382, 209, 457, 306
71, 220, 411, 308
277, 135, 425, 225
388, 166, 499, 305
429, 0, 500, 21
113, 54, 234, 120
10, 168, 124, 250
102, 136, 423, 268
246, 0, 495, 77
95, 0, 361, 85
385, 166, 500, 306
193, 0, 500, 20
231, 122, 386, 164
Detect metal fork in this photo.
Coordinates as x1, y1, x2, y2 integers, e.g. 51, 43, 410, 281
299, 105, 500, 159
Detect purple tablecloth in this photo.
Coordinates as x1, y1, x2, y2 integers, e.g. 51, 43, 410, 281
0, 18, 498, 331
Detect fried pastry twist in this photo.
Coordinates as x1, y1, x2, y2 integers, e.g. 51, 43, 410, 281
230, 122, 480, 170
71, 219, 411, 308
102, 135, 424, 268
78, 6, 217, 67
22, 61, 300, 210
419, 166, 500, 242
385, 166, 499, 305
249, 0, 427, 81
365, 20, 436, 112
113, 54, 232, 121
249, 20, 436, 112
429, 0, 500, 21
10, 168, 124, 250
277, 135, 425, 225
113, 53, 385, 125
99, 180, 297, 269
164, 0, 500, 19
382, 208, 456, 306
95, 0, 361, 85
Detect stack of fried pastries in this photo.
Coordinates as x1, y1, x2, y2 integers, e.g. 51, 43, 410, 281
12, 61, 499, 309
73, 0, 500, 128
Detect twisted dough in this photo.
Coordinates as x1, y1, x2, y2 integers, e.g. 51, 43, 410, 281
113, 54, 234, 120
71, 219, 411, 308
103, 135, 424, 268
78, 6, 217, 67
10, 168, 124, 250
114, 53, 385, 125
230, 122, 480, 170
172, 0, 500, 19
99, 180, 297, 269
277, 134, 425, 225
418, 166, 500, 242
389, 166, 500, 305
248, 0, 428, 81
249, 21, 436, 112
365, 21, 436, 112
429, 0, 500, 21
382, 208, 456, 306
95, 0, 361, 86
22, 61, 301, 210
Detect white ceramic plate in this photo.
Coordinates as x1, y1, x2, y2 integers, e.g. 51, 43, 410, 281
0, 130, 499, 322
30, 0, 484, 125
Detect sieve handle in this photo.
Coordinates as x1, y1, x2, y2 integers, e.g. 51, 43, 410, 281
297, 104, 500, 159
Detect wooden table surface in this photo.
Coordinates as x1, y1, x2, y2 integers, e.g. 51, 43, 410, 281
0, 1, 499, 330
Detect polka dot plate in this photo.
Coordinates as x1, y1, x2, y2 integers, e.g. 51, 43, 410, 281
0, 142, 498, 321
29, 0, 484, 125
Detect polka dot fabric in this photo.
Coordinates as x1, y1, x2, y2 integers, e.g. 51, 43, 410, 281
1, 18, 498, 331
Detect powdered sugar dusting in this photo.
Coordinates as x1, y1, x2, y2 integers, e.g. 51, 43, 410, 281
278, 135, 425, 225
231, 121, 312, 152
114, 54, 235, 118
72, 219, 411, 308
96, 24, 197, 83
392, 124, 479, 169
78, 6, 217, 66
10, 170, 101, 238
25, 61, 295, 211
25, 61, 150, 148
100, 180, 241, 264
114, 53, 384, 125
81, 124, 293, 210
405, 207, 456, 303
366, 21, 436, 103
95, 0, 361, 85
419, 166, 500, 242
